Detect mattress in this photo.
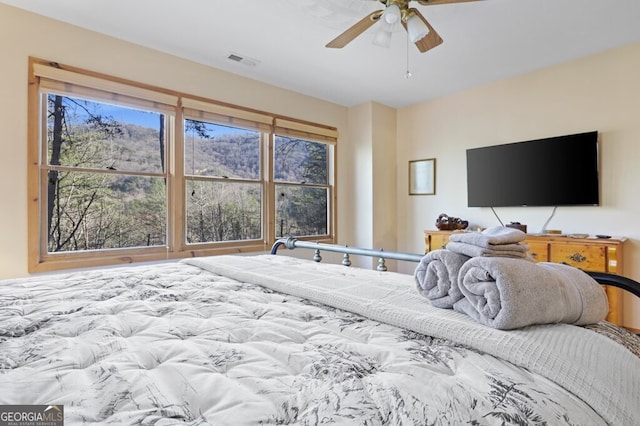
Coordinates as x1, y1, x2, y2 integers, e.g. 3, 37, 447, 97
1, 255, 639, 425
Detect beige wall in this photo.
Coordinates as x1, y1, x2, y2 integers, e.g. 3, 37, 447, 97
346, 103, 374, 262
345, 102, 398, 270
0, 3, 350, 277
371, 103, 398, 270
396, 42, 640, 328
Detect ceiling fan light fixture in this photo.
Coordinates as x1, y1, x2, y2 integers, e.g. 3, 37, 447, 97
372, 29, 393, 48
378, 17, 397, 32
383, 3, 401, 24
406, 14, 430, 43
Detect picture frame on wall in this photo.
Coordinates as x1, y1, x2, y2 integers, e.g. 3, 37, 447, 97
409, 158, 436, 195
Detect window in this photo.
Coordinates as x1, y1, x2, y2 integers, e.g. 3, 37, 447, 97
28, 59, 337, 272
184, 120, 262, 243
274, 135, 329, 238
45, 94, 169, 253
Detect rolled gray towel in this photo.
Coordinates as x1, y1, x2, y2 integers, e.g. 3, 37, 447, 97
446, 241, 531, 259
449, 226, 526, 247
453, 257, 609, 330
414, 249, 470, 309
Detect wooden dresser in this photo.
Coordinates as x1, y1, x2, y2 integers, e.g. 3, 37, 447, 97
424, 230, 627, 326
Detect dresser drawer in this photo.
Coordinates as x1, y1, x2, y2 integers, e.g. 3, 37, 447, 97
526, 242, 549, 262
549, 244, 606, 271
424, 234, 451, 253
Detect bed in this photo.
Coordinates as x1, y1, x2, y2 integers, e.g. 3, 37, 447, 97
1, 238, 639, 425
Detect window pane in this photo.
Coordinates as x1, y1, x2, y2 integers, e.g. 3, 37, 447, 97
274, 136, 327, 184
46, 94, 166, 174
276, 185, 328, 237
48, 172, 166, 252
186, 180, 262, 243
184, 119, 260, 179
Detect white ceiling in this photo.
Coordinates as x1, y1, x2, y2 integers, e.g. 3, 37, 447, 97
3, 0, 640, 108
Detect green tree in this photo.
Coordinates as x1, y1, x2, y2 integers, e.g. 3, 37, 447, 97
275, 136, 328, 237
46, 94, 167, 252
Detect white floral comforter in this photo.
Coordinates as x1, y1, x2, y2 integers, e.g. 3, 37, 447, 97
0, 255, 638, 425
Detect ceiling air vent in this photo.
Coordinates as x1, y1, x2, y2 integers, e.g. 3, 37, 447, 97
227, 52, 259, 67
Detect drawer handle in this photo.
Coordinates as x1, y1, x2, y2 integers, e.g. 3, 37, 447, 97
568, 253, 587, 263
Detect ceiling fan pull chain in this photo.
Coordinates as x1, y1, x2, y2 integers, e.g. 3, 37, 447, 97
405, 31, 412, 79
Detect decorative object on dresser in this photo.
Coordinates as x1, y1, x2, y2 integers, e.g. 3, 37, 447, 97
423, 230, 627, 326
435, 213, 468, 230
505, 221, 527, 233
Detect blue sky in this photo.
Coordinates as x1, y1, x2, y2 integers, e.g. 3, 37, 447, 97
58, 94, 252, 136
96, 103, 162, 129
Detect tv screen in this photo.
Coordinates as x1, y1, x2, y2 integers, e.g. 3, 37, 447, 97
466, 131, 599, 207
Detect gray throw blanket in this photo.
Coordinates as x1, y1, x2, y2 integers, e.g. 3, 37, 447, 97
453, 257, 609, 330
414, 249, 470, 308
446, 241, 531, 259
449, 226, 526, 247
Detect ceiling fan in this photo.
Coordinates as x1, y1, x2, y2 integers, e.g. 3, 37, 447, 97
326, 0, 484, 53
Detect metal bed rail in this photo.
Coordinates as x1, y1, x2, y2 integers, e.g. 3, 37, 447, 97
586, 271, 640, 299
270, 237, 640, 299
270, 237, 423, 271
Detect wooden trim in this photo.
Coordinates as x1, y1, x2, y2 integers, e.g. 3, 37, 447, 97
43, 165, 165, 178
173, 103, 185, 254
274, 118, 338, 143
29, 243, 276, 274
183, 98, 272, 126
264, 133, 275, 247
27, 57, 338, 273
30, 57, 338, 139
31, 58, 180, 102
27, 58, 43, 272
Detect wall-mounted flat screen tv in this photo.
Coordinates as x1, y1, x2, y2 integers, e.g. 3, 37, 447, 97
466, 131, 599, 207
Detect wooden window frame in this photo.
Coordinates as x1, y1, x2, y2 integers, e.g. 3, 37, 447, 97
27, 58, 337, 273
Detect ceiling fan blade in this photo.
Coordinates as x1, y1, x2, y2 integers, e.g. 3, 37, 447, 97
403, 9, 443, 53
326, 10, 383, 48
416, 0, 484, 5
